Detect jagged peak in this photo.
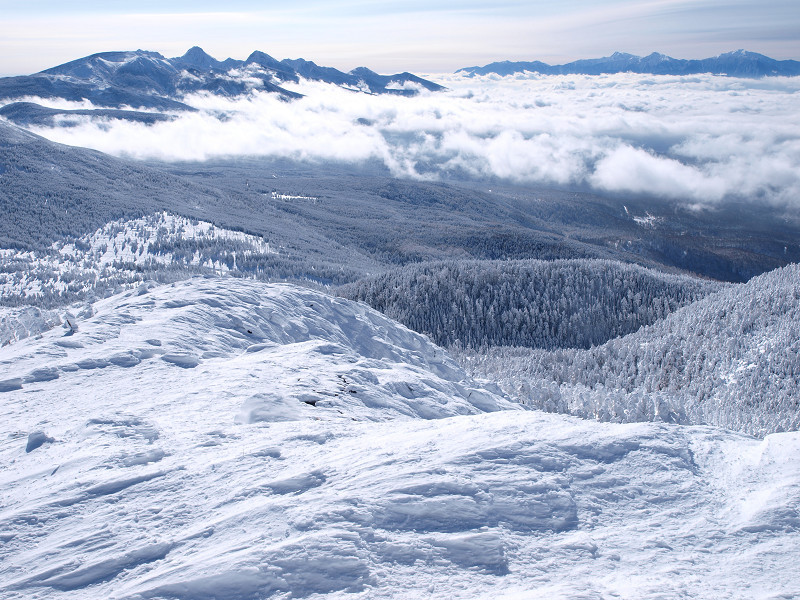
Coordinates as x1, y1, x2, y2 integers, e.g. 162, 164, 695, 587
181, 46, 214, 60
170, 46, 223, 70
282, 57, 319, 67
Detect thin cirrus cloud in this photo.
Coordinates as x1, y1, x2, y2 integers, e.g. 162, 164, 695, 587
23, 72, 800, 207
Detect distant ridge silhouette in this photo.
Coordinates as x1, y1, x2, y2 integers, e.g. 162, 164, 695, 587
458, 50, 800, 78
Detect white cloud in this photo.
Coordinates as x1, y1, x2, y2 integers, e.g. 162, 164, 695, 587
19, 72, 800, 207
589, 145, 730, 201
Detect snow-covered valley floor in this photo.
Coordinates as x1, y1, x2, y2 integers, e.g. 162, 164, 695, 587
2, 278, 799, 599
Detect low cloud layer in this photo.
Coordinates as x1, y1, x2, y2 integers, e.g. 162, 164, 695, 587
16, 72, 800, 207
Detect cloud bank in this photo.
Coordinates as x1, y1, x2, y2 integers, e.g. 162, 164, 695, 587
17, 72, 800, 207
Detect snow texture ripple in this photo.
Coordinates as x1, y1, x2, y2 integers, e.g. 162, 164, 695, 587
1, 278, 798, 599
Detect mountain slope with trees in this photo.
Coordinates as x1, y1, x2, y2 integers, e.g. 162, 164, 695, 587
460, 263, 800, 436
339, 259, 720, 350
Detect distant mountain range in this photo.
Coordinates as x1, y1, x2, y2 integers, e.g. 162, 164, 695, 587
0, 47, 444, 123
458, 50, 800, 78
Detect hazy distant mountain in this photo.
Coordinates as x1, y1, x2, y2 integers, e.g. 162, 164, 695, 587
0, 102, 176, 127
0, 47, 444, 121
458, 50, 800, 78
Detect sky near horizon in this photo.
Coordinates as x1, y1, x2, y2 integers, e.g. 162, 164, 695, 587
1, 0, 798, 75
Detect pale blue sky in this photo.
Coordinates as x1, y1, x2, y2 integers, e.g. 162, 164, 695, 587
1, 0, 798, 75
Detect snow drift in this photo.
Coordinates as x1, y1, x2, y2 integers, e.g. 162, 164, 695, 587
0, 277, 508, 422
1, 278, 799, 599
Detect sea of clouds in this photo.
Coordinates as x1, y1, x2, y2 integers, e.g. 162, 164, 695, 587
20, 72, 800, 206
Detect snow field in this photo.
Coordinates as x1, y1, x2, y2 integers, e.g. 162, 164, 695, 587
1, 278, 798, 599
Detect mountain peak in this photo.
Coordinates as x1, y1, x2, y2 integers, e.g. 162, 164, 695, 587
282, 57, 319, 68
10, 47, 443, 106
183, 46, 213, 60
39, 49, 168, 79
718, 49, 768, 59
172, 46, 221, 70
458, 50, 800, 78
246, 50, 280, 66
350, 66, 378, 77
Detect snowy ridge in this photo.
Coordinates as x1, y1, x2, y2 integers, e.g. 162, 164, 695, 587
0, 212, 278, 308
0, 47, 444, 120
0, 277, 509, 420
457, 49, 800, 78
53, 211, 275, 268
2, 279, 799, 599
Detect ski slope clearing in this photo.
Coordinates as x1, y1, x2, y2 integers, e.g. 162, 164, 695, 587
1, 278, 799, 599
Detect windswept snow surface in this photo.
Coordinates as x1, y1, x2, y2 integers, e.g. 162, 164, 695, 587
0, 278, 506, 422
1, 278, 799, 599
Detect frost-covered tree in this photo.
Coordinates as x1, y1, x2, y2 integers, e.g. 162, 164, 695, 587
459, 264, 800, 436
339, 259, 719, 350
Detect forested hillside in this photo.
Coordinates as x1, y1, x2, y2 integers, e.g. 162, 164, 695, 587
460, 263, 800, 436
339, 259, 720, 350
0, 122, 381, 287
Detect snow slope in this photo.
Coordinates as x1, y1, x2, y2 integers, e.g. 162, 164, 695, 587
1, 278, 799, 599
0, 277, 506, 421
